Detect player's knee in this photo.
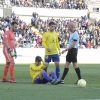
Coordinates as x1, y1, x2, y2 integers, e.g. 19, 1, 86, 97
10, 61, 15, 66
55, 63, 59, 67
48, 70, 53, 76
6, 62, 10, 67
54, 61, 59, 66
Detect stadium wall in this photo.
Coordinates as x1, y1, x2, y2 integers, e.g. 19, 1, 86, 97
12, 7, 88, 17
3, 8, 12, 17
0, 8, 3, 17
1, 7, 88, 24
12, 7, 88, 24
0, 48, 100, 64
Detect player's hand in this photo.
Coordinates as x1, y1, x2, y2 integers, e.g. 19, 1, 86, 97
44, 62, 48, 68
46, 48, 51, 52
8, 48, 17, 58
8, 48, 15, 57
59, 50, 61, 56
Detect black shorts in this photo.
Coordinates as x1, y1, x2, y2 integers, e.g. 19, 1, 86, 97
66, 48, 78, 63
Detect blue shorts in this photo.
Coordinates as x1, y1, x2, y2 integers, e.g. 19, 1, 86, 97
34, 78, 49, 84
45, 54, 60, 63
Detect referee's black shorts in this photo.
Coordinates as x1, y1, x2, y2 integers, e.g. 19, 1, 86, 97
66, 48, 78, 63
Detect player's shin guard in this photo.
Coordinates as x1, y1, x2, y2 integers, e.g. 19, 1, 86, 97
42, 72, 51, 81
2, 66, 9, 79
56, 67, 60, 79
10, 65, 14, 79
51, 71, 57, 80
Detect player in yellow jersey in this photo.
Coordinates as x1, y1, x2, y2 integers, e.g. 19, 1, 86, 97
30, 56, 57, 84
42, 22, 61, 79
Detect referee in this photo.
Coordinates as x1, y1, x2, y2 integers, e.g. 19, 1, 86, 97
55, 22, 82, 84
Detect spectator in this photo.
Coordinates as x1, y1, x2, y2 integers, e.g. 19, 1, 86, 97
0, 11, 100, 49
2, 0, 87, 10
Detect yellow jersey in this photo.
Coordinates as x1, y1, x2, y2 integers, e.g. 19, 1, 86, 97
30, 63, 46, 82
42, 31, 60, 55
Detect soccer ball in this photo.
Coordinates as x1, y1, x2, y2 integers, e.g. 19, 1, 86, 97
77, 79, 86, 87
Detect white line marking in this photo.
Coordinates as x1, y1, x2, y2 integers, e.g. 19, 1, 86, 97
59, 84, 100, 90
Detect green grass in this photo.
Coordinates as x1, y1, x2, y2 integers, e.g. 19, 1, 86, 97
0, 64, 100, 100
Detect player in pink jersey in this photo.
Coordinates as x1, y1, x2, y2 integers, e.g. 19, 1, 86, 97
2, 21, 18, 83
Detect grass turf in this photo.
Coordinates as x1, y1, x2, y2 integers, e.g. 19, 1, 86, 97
0, 64, 100, 100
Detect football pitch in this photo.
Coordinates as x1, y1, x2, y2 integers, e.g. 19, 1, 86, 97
0, 64, 100, 100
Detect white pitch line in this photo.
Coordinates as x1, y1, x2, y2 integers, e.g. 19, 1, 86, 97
77, 99, 100, 100
59, 84, 100, 90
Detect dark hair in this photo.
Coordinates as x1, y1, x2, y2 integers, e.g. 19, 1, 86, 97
35, 56, 42, 62
49, 22, 55, 26
11, 21, 18, 26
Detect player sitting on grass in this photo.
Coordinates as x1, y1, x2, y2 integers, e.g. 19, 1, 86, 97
30, 56, 57, 84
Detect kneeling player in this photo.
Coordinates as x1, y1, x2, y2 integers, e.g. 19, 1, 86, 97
30, 56, 57, 84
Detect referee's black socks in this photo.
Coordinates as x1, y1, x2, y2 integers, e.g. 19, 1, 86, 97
75, 67, 81, 79
61, 68, 69, 80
